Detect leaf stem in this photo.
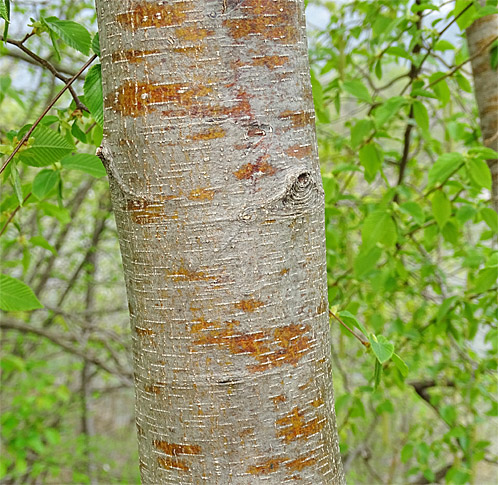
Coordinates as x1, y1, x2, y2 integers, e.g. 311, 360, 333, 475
329, 309, 371, 348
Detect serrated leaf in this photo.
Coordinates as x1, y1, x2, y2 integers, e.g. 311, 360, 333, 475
32, 169, 59, 199
29, 236, 57, 255
84, 64, 104, 127
362, 209, 397, 249
468, 158, 492, 190
453, 0, 477, 30
428, 152, 464, 186
392, 353, 408, 377
359, 142, 383, 182
338, 310, 368, 337
400, 201, 425, 225
92, 32, 100, 56
11, 165, 23, 205
0, 274, 43, 311
473, 267, 498, 292
20, 125, 73, 167
61, 153, 106, 178
374, 96, 407, 127
370, 334, 394, 364
413, 100, 429, 132
0, 0, 9, 22
351, 119, 373, 148
432, 190, 451, 228
343, 80, 372, 103
481, 207, 498, 232
43, 17, 91, 55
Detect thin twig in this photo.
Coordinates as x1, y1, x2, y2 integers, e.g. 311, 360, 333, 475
0, 54, 97, 176
329, 309, 370, 348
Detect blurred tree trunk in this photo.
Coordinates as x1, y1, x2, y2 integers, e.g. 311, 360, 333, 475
466, 4, 498, 212
95, 0, 344, 483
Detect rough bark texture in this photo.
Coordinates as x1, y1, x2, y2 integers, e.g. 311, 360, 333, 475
466, 5, 498, 212
95, 1, 345, 483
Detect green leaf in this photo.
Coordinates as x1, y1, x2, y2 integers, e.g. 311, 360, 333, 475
30, 236, 57, 255
11, 164, 23, 206
385, 46, 412, 60
39, 202, 70, 224
354, 246, 382, 277
428, 152, 464, 186
359, 142, 383, 182
413, 100, 429, 132
351, 119, 373, 148
429, 72, 451, 106
473, 267, 498, 292
468, 146, 498, 159
20, 125, 73, 167
400, 201, 425, 225
374, 96, 407, 127
491, 39, 498, 70
0, 0, 9, 22
32, 169, 59, 200
42, 17, 91, 55
455, 72, 472, 93
362, 209, 397, 249
0, 0, 9, 40
338, 310, 368, 337
468, 158, 492, 190
453, 0, 477, 30
432, 190, 451, 228
392, 353, 408, 377
92, 32, 100, 56
61, 153, 106, 178
434, 39, 455, 51
369, 334, 394, 364
0, 274, 43, 311
84, 64, 104, 127
481, 207, 498, 232
374, 359, 382, 389
343, 80, 372, 103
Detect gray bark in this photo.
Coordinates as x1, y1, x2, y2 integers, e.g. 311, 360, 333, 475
95, 0, 345, 483
466, 4, 498, 212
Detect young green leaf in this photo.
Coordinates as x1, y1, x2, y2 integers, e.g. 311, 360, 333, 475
19, 125, 73, 167
431, 190, 451, 228
400, 201, 425, 225
413, 100, 429, 132
427, 152, 464, 186
338, 310, 369, 337
29, 236, 57, 255
61, 153, 106, 178
351, 119, 373, 148
92, 32, 100, 56
359, 142, 383, 182
369, 334, 394, 364
481, 207, 498, 232
468, 158, 492, 190
32, 169, 59, 199
43, 17, 91, 55
84, 64, 104, 127
343, 80, 372, 103
374, 96, 407, 128
0, 274, 43, 311
362, 209, 397, 249
392, 353, 409, 377
473, 267, 498, 293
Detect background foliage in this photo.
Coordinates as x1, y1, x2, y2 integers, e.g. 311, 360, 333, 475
1, 0, 497, 483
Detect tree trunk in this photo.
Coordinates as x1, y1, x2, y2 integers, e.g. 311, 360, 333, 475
466, 5, 498, 212
94, 1, 345, 483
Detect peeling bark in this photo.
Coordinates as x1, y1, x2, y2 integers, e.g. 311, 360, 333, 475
95, 0, 345, 483
466, 4, 498, 212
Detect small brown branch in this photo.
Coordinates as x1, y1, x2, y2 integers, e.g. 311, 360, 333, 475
0, 54, 97, 176
329, 309, 370, 348
0, 192, 31, 237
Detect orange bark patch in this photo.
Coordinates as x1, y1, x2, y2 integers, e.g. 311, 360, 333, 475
191, 322, 312, 373
286, 454, 317, 472
278, 110, 314, 128
116, 1, 192, 31
175, 26, 213, 41
280, 268, 290, 276
272, 394, 286, 405
144, 384, 162, 394
251, 55, 289, 69
234, 299, 265, 312
188, 188, 215, 200
106, 80, 212, 118
153, 440, 201, 455
157, 457, 189, 472
223, 0, 298, 43
188, 127, 226, 140
233, 157, 276, 180
135, 327, 155, 336
276, 407, 326, 443
167, 266, 215, 282
111, 49, 160, 63
285, 144, 312, 159
127, 199, 166, 225
247, 457, 287, 475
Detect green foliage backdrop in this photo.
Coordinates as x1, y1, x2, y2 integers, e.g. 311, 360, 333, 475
0, 0, 497, 483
